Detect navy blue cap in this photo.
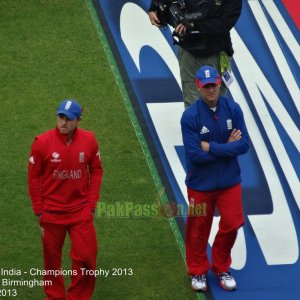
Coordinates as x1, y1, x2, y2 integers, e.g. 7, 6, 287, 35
56, 100, 82, 120
195, 65, 221, 87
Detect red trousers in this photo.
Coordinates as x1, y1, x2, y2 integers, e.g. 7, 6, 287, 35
39, 206, 98, 300
186, 184, 244, 275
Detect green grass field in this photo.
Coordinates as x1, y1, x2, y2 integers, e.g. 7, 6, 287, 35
0, 1, 202, 299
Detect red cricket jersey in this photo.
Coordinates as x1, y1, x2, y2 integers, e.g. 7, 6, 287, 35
28, 127, 103, 215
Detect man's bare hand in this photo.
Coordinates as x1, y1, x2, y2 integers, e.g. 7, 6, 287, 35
228, 129, 242, 142
201, 141, 210, 152
149, 11, 161, 26
175, 23, 188, 34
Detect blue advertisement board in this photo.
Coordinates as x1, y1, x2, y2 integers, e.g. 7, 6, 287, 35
93, 0, 300, 298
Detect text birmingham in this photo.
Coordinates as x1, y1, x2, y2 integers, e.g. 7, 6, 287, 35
1, 278, 52, 288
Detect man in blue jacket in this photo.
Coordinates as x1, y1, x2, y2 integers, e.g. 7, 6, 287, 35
181, 65, 249, 292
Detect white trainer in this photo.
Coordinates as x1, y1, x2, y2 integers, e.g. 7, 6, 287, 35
218, 272, 237, 290
191, 274, 208, 292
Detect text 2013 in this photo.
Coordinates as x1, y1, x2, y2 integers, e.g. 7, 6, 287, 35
0, 289, 17, 297
111, 268, 133, 276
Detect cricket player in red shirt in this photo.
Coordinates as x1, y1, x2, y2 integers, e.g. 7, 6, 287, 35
28, 99, 103, 300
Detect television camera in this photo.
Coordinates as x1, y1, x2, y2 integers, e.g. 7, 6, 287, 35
152, 0, 207, 29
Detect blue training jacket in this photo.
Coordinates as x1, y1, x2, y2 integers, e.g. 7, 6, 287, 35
181, 96, 249, 191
